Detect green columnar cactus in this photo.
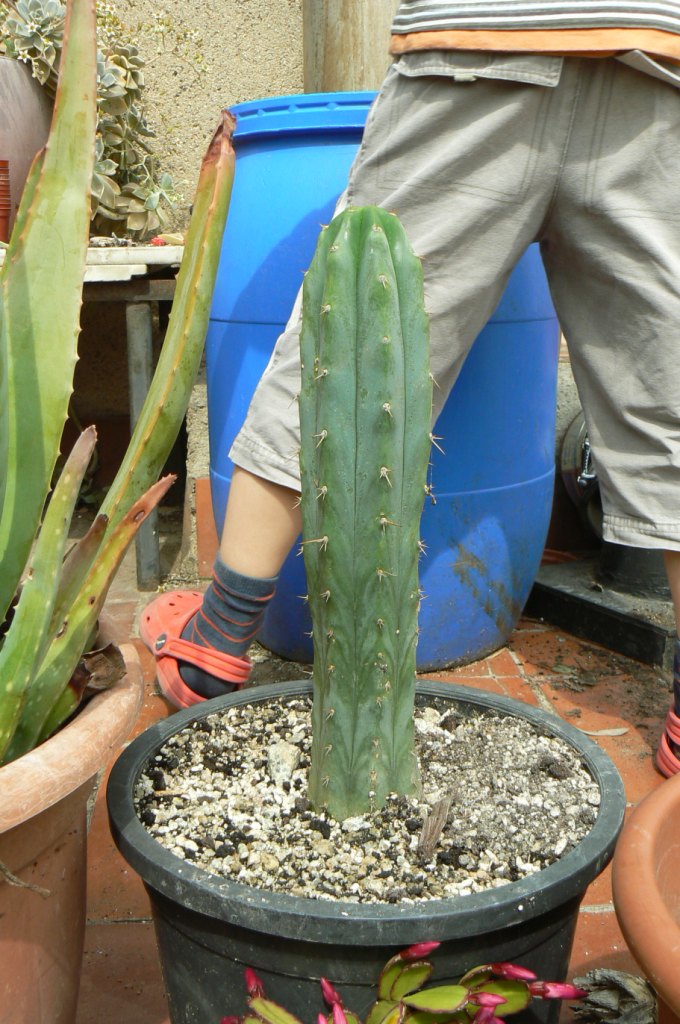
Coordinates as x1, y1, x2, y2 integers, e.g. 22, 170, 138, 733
0, 0, 236, 764
299, 206, 433, 820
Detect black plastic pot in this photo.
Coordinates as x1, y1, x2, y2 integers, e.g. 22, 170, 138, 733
107, 681, 625, 1024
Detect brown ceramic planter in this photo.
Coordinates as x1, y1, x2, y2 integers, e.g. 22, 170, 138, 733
612, 775, 680, 1024
0, 56, 52, 235
0, 644, 144, 1024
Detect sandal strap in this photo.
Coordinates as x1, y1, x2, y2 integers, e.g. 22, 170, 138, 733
657, 730, 680, 777
664, 707, 680, 745
153, 634, 251, 685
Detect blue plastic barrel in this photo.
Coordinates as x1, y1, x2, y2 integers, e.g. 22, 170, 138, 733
206, 92, 559, 669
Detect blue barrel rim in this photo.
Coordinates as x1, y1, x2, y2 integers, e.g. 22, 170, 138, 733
228, 90, 377, 139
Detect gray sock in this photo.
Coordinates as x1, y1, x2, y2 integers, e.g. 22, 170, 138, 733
179, 557, 277, 697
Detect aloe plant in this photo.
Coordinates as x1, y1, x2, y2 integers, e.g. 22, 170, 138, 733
299, 206, 433, 819
0, 0, 235, 764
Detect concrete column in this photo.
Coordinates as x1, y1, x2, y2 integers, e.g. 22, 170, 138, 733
303, 0, 399, 92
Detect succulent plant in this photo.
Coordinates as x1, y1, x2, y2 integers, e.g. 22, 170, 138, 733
222, 943, 586, 1024
299, 205, 433, 820
0, 0, 64, 83
0, 0, 179, 237
0, 0, 235, 763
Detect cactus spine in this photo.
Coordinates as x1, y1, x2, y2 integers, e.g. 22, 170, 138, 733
299, 206, 432, 820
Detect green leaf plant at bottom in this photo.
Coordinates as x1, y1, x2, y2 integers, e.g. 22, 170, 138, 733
221, 944, 587, 1024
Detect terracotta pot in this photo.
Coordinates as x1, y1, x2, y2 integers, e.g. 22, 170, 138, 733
0, 56, 52, 235
612, 775, 680, 1024
0, 644, 144, 1024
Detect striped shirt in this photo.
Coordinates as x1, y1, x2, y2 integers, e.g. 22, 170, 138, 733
390, 1, 680, 61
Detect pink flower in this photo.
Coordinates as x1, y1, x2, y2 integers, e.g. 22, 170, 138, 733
400, 942, 441, 961
321, 978, 343, 1006
489, 963, 538, 982
318, 1015, 328, 1024
244, 968, 265, 997
221, 1017, 241, 1024
150, 236, 167, 246
332, 1003, 348, 1024
469, 993, 507, 1008
528, 982, 587, 1000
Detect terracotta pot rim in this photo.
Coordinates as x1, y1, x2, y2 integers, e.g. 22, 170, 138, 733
612, 773, 680, 1013
0, 642, 143, 833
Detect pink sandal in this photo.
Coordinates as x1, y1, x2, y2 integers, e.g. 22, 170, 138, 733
656, 707, 680, 778
139, 590, 251, 709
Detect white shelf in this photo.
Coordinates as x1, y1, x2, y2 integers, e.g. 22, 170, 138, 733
0, 244, 184, 282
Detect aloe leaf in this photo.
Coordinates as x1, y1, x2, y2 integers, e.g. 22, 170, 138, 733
98, 110, 236, 535
49, 512, 108, 635
402, 987, 469, 1014
0, 0, 97, 623
4, 475, 174, 761
0, 149, 45, 518
0, 427, 97, 759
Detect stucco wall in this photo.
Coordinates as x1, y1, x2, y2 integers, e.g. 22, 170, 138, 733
112, 0, 304, 226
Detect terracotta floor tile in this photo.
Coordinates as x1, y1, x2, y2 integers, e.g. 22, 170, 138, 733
100, 599, 140, 643
423, 673, 539, 704
487, 647, 524, 678
76, 921, 169, 1024
447, 658, 495, 677
581, 861, 614, 908
87, 786, 155, 920
569, 907, 640, 978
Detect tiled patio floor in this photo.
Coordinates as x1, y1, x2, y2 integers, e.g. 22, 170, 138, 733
76, 544, 672, 1023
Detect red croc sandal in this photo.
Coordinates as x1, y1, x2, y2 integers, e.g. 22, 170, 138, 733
139, 590, 251, 709
656, 706, 680, 778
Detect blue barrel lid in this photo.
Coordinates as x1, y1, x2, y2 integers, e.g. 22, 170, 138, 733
229, 91, 377, 138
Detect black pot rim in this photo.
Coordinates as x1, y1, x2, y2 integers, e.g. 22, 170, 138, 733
106, 680, 625, 945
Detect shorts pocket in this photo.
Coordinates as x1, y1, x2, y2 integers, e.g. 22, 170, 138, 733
364, 72, 551, 205
584, 61, 680, 219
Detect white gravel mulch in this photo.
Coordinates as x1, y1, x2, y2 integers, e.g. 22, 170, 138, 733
135, 693, 600, 905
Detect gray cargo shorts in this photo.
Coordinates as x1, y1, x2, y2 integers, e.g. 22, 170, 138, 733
230, 55, 680, 551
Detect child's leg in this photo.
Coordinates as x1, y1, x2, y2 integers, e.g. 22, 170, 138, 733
218, 467, 301, 579
139, 469, 300, 708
